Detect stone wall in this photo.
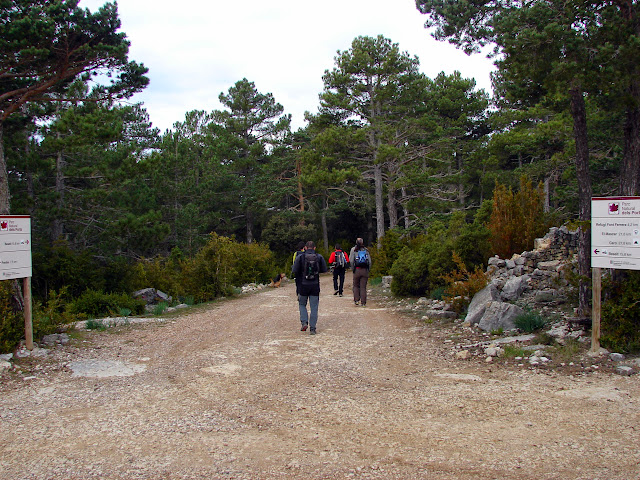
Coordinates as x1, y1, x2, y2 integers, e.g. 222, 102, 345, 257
487, 225, 579, 294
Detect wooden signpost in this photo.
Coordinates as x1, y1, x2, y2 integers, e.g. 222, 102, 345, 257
0, 216, 33, 349
591, 197, 640, 352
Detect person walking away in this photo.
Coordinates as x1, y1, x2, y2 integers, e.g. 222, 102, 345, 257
292, 241, 306, 297
349, 238, 372, 307
328, 244, 349, 296
292, 241, 328, 334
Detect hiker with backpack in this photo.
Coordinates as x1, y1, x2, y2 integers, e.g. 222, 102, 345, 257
328, 244, 349, 297
292, 241, 306, 296
291, 240, 328, 334
349, 238, 372, 307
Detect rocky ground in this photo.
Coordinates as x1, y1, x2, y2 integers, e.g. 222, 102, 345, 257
1, 275, 639, 480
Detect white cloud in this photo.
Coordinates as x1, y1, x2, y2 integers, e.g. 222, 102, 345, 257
79, 0, 496, 132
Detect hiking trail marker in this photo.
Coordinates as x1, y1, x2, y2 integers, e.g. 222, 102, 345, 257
590, 197, 640, 352
0, 216, 33, 349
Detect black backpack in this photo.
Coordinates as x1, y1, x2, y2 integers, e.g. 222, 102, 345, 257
335, 251, 346, 268
303, 252, 320, 281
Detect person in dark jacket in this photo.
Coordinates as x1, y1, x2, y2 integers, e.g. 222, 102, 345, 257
291, 241, 328, 334
349, 237, 372, 307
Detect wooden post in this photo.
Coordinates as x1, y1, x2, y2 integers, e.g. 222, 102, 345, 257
23, 277, 33, 350
591, 267, 601, 353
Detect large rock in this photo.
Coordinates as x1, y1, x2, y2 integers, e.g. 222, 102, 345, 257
477, 301, 524, 332
500, 275, 530, 301
133, 288, 172, 305
465, 284, 500, 326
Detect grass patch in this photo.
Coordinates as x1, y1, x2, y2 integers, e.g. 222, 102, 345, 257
514, 309, 548, 333
550, 338, 585, 363
85, 319, 107, 331
503, 344, 528, 358
152, 301, 168, 316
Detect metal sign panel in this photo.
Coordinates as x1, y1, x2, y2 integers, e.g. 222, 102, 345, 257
591, 197, 640, 270
0, 216, 32, 279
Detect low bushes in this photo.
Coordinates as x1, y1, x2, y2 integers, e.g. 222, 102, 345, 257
601, 271, 640, 353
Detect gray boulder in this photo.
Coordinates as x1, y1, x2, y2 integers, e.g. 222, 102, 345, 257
465, 284, 500, 326
133, 288, 172, 305
500, 275, 530, 301
477, 301, 524, 332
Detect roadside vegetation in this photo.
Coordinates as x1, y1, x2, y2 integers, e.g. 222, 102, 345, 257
1, 1, 638, 355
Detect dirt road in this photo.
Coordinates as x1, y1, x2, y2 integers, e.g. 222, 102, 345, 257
1, 275, 639, 479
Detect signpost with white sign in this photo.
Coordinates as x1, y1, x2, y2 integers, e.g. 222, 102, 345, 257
591, 197, 640, 270
590, 197, 640, 352
0, 216, 33, 349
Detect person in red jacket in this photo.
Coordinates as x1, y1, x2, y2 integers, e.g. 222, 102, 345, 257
328, 244, 349, 297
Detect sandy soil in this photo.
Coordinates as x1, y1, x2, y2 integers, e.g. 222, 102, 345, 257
1, 274, 639, 480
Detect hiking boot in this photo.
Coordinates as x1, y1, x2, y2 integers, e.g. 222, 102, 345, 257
361, 303, 366, 307
339, 293, 343, 297
310, 329, 316, 335
301, 324, 308, 331
334, 290, 339, 295
354, 300, 359, 306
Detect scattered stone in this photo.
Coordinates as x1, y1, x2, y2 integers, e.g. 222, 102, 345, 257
615, 366, 635, 376
484, 346, 504, 357
381, 276, 393, 288
455, 350, 471, 360
68, 359, 147, 378
0, 353, 12, 361
0, 360, 11, 372
422, 310, 457, 320
609, 353, 625, 362
41, 333, 70, 346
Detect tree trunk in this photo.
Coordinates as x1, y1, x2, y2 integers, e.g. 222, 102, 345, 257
543, 176, 550, 213
621, 77, 640, 196
569, 85, 592, 317
374, 163, 385, 247
296, 158, 305, 214
456, 151, 465, 206
321, 193, 329, 251
387, 186, 398, 230
246, 210, 253, 244
51, 150, 65, 241
0, 123, 10, 215
402, 187, 410, 229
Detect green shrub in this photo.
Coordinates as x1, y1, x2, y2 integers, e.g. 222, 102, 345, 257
0, 281, 23, 353
68, 290, 145, 318
390, 247, 433, 296
601, 271, 640, 353
514, 309, 548, 333
32, 287, 76, 340
180, 233, 275, 302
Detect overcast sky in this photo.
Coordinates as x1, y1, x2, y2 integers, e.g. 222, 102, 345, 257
79, 0, 496, 133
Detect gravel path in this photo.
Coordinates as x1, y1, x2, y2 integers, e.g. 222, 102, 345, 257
1, 275, 639, 479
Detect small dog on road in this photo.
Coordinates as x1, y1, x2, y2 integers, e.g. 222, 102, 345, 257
270, 273, 286, 288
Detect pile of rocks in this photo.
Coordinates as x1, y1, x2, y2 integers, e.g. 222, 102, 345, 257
466, 226, 580, 333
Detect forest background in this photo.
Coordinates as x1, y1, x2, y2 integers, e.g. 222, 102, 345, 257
1, 0, 639, 353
